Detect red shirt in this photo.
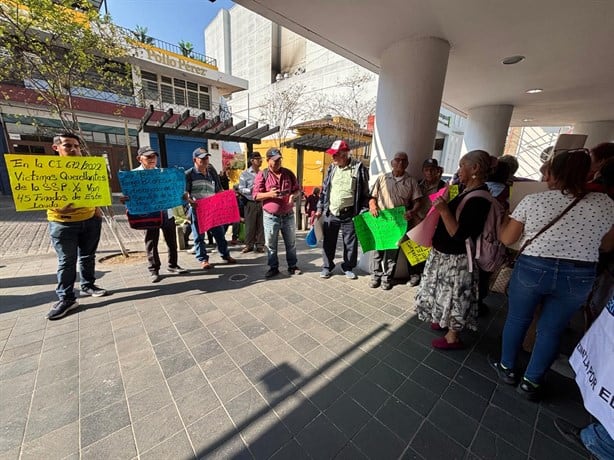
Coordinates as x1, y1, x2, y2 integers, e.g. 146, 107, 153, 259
253, 167, 300, 215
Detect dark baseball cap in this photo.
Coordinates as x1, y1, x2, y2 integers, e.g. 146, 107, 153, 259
250, 152, 262, 160
266, 148, 282, 161
193, 147, 210, 159
422, 158, 439, 168
137, 146, 158, 157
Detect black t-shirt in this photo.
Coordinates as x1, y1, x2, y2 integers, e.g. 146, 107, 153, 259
432, 185, 491, 254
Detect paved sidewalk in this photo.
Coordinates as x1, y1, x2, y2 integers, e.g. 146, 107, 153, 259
0, 199, 590, 459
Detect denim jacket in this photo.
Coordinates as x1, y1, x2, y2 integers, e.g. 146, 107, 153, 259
317, 159, 370, 217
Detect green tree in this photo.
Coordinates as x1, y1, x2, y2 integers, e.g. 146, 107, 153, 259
178, 40, 193, 58
0, 0, 131, 136
133, 24, 153, 44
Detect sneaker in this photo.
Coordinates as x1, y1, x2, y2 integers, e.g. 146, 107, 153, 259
81, 285, 107, 297
409, 274, 421, 287
47, 299, 79, 320
223, 255, 237, 264
369, 279, 381, 288
168, 265, 188, 274
151, 272, 161, 283
488, 355, 517, 385
553, 418, 588, 453
381, 282, 392, 290
288, 266, 302, 275
187, 248, 196, 254
265, 268, 280, 278
345, 270, 357, 280
320, 269, 331, 279
241, 246, 254, 254
517, 377, 541, 401
201, 261, 213, 270
432, 337, 465, 350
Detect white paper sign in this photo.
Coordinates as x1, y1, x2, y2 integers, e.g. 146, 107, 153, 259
569, 297, 614, 439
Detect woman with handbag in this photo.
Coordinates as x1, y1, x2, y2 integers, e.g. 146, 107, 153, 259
415, 150, 492, 349
491, 149, 614, 401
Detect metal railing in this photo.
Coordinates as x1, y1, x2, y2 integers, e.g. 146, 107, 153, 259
120, 26, 217, 68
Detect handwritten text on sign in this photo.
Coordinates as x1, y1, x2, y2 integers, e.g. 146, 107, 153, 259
400, 239, 431, 265
118, 168, 186, 214
195, 190, 240, 232
353, 206, 407, 252
5, 154, 111, 211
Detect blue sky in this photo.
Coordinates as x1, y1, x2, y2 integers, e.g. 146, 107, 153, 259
105, 0, 235, 57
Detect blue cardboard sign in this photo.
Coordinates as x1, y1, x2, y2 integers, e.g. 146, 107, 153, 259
118, 168, 186, 214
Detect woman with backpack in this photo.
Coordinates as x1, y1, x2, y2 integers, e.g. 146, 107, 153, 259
490, 149, 614, 401
415, 150, 492, 349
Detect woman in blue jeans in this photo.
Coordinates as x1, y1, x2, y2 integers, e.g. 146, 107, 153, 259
491, 149, 614, 400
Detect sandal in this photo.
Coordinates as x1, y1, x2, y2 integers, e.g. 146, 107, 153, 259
431, 337, 465, 350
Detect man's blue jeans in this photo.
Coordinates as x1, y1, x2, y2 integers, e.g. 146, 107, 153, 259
189, 208, 229, 262
49, 216, 102, 301
501, 255, 596, 383
263, 211, 297, 270
581, 422, 614, 460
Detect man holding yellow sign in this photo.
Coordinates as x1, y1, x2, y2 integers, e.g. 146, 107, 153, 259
22, 133, 108, 319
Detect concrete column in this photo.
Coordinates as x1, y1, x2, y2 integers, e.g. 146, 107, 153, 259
462, 105, 513, 157
572, 121, 614, 148
370, 37, 450, 179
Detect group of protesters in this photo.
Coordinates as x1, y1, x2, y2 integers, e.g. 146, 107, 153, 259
42, 130, 614, 458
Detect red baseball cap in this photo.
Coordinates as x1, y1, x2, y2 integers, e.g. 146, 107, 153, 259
326, 140, 350, 155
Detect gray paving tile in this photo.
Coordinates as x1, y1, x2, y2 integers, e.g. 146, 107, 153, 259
181, 326, 214, 349
0, 392, 30, 453
2, 369, 36, 399
133, 403, 184, 454
481, 405, 532, 454
216, 329, 250, 349
81, 400, 131, 448
79, 343, 118, 371
199, 351, 238, 380
442, 382, 489, 422
0, 340, 42, 364
394, 379, 439, 417
226, 341, 265, 367
240, 355, 276, 383
428, 399, 478, 447
455, 366, 497, 400
187, 406, 248, 459
175, 383, 221, 426
140, 429, 195, 460
25, 396, 79, 444
21, 420, 78, 460
3, 328, 45, 350
147, 325, 179, 346
117, 346, 157, 373
241, 410, 293, 460
211, 368, 253, 403
80, 361, 121, 394
81, 425, 137, 460
346, 376, 390, 414
410, 420, 466, 460
269, 440, 310, 460
410, 363, 452, 394
167, 364, 207, 397
365, 361, 406, 394
469, 426, 526, 460
159, 350, 196, 379
325, 394, 371, 438
80, 377, 125, 417
0, 353, 38, 381
153, 337, 188, 361
354, 417, 406, 459
122, 363, 166, 396
375, 396, 423, 442
295, 413, 348, 459
490, 386, 539, 426
36, 357, 79, 387
190, 338, 224, 363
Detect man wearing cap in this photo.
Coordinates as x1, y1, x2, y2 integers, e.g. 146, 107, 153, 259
123, 146, 187, 283
316, 140, 370, 280
368, 152, 424, 289
186, 147, 237, 269
45, 132, 107, 320
253, 147, 301, 278
239, 152, 265, 253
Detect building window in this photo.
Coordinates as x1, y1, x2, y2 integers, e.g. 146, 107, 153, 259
140, 71, 211, 110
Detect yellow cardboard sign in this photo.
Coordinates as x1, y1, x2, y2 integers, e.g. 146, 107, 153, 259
400, 239, 431, 265
449, 184, 459, 200
5, 154, 112, 211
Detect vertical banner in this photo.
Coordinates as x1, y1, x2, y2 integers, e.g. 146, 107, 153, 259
569, 298, 614, 439
118, 168, 186, 214
352, 206, 407, 252
5, 154, 111, 211
195, 190, 240, 232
